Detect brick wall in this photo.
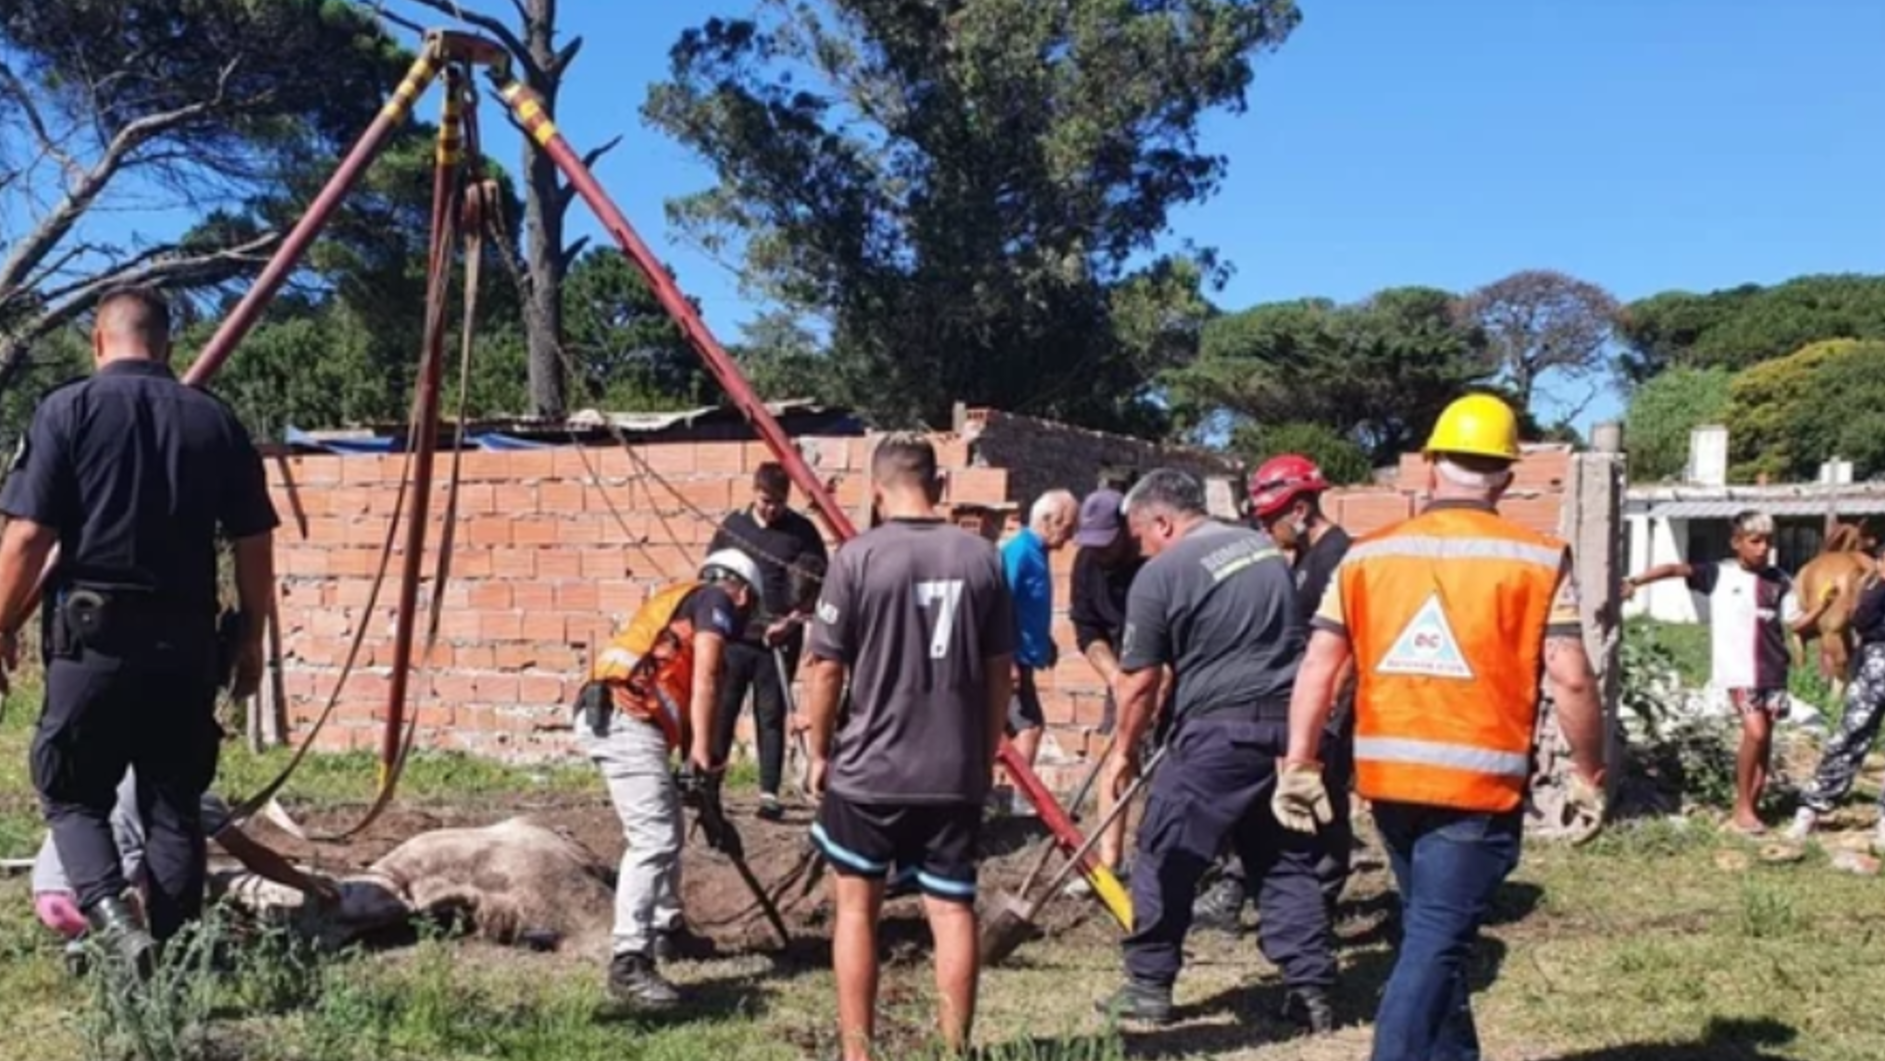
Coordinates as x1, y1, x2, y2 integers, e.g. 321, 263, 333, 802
960, 408, 1245, 519
265, 424, 1171, 777
1325, 446, 1571, 537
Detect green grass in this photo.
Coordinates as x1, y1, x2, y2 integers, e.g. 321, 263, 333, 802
1627, 617, 1712, 688
11, 667, 1885, 1059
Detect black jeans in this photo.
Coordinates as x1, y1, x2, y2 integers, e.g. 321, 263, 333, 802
33, 640, 220, 941
710, 636, 799, 796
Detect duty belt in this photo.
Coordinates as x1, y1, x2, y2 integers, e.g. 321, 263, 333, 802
1188, 697, 1293, 724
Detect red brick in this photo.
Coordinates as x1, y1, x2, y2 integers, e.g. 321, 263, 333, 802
495, 643, 541, 670
479, 610, 525, 642
696, 443, 744, 474
555, 582, 600, 612
598, 580, 645, 614
453, 452, 504, 482
437, 608, 481, 641
302, 518, 345, 544
538, 481, 586, 515
455, 643, 494, 670
934, 436, 971, 469
418, 642, 453, 669
455, 483, 497, 516
552, 448, 593, 479
532, 646, 581, 673
512, 518, 560, 546
287, 456, 342, 485
743, 441, 780, 471
948, 468, 1008, 505
415, 704, 456, 729
506, 451, 558, 480
431, 674, 479, 703
521, 611, 566, 643
556, 518, 605, 546
519, 674, 566, 704
493, 483, 538, 515
468, 582, 512, 609
326, 487, 370, 517
277, 547, 329, 578
491, 548, 536, 579
538, 549, 582, 579
331, 580, 374, 608
636, 443, 695, 475
467, 516, 511, 546
474, 674, 521, 703
512, 582, 555, 612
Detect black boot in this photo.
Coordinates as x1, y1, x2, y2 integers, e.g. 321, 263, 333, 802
85, 893, 156, 983
1282, 986, 1335, 1035
1193, 875, 1246, 935
1095, 978, 1174, 1025
607, 951, 681, 1010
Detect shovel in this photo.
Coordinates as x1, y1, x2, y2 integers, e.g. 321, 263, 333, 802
1007, 733, 1116, 911
980, 743, 1169, 967
774, 646, 815, 801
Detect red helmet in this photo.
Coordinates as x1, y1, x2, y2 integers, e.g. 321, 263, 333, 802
1249, 454, 1329, 520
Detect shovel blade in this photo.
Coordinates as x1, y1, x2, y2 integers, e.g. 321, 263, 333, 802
978, 892, 1041, 967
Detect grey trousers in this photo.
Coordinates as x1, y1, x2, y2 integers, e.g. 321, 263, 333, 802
579, 714, 684, 956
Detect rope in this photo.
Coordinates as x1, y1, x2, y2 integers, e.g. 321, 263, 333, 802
476, 197, 831, 587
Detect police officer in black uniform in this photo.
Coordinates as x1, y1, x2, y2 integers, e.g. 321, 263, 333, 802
0, 287, 279, 973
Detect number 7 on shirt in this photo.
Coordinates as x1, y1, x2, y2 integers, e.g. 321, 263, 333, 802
916, 579, 965, 659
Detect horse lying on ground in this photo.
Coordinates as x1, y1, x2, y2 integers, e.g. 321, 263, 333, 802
213, 817, 615, 955
1793, 522, 1878, 702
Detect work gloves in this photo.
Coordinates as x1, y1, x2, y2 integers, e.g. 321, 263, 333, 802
1272, 762, 1334, 835
1564, 771, 1607, 847
677, 761, 743, 858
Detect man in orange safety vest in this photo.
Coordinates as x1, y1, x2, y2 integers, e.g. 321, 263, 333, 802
1272, 393, 1608, 1061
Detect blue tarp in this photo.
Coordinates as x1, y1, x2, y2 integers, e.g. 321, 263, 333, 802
281, 426, 558, 454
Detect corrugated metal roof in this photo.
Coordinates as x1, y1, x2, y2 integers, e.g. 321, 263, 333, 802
1635, 497, 1885, 519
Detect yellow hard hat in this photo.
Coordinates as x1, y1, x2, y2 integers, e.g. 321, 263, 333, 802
1424, 393, 1521, 462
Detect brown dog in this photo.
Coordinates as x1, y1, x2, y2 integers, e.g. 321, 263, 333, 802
1793, 522, 1878, 701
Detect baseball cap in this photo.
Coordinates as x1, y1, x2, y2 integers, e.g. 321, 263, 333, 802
1076, 488, 1125, 547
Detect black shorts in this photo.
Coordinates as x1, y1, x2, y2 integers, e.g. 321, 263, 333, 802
812, 794, 982, 904
1007, 668, 1045, 734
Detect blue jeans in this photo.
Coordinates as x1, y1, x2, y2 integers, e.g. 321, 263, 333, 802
1370, 802, 1522, 1061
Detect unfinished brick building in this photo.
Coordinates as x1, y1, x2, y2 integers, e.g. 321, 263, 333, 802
260, 404, 1244, 779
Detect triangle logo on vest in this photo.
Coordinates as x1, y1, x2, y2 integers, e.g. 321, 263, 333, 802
1376, 593, 1474, 680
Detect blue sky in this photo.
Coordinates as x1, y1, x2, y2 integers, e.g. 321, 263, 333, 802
79, 1, 1885, 432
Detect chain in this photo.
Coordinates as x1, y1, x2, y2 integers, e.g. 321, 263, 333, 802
477, 196, 829, 587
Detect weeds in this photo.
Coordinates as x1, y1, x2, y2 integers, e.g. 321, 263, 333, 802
78, 914, 228, 1061
1737, 880, 1802, 939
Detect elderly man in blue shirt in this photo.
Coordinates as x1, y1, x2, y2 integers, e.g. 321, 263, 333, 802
1000, 489, 1080, 811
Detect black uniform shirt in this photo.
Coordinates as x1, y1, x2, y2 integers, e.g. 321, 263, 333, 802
709, 505, 828, 637
0, 360, 279, 614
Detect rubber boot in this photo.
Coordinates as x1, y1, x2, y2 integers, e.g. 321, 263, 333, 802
607, 951, 681, 1010
85, 893, 156, 983
1095, 977, 1174, 1025
1282, 986, 1336, 1035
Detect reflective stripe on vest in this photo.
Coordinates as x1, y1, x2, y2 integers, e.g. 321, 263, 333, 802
592, 583, 702, 753
1345, 507, 1566, 814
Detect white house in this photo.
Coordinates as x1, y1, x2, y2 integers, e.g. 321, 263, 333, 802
1623, 425, 1885, 623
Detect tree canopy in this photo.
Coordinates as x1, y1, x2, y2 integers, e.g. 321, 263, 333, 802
1617, 274, 1885, 382
1720, 339, 1885, 483
1621, 366, 1731, 483
1167, 286, 1497, 466
1461, 269, 1619, 414
643, 0, 1299, 431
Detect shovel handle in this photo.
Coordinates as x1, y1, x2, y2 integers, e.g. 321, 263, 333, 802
1013, 734, 1117, 899
1031, 743, 1169, 910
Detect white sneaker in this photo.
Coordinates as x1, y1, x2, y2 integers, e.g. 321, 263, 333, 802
1784, 807, 1819, 842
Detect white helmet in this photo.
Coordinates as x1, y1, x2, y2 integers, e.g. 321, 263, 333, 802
700, 548, 762, 591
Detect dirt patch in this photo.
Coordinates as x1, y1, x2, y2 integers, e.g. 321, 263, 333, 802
241, 793, 1156, 962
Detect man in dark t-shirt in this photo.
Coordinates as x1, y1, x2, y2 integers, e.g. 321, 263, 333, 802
1098, 468, 1335, 1032
707, 462, 829, 821
1197, 457, 1357, 932
803, 433, 1016, 1061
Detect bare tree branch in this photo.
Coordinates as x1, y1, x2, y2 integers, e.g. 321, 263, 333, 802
0, 61, 84, 185
368, 0, 429, 37
398, 0, 530, 66
580, 134, 622, 170
557, 234, 590, 274
0, 57, 242, 298
505, 0, 530, 27
0, 231, 279, 393
552, 35, 584, 77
